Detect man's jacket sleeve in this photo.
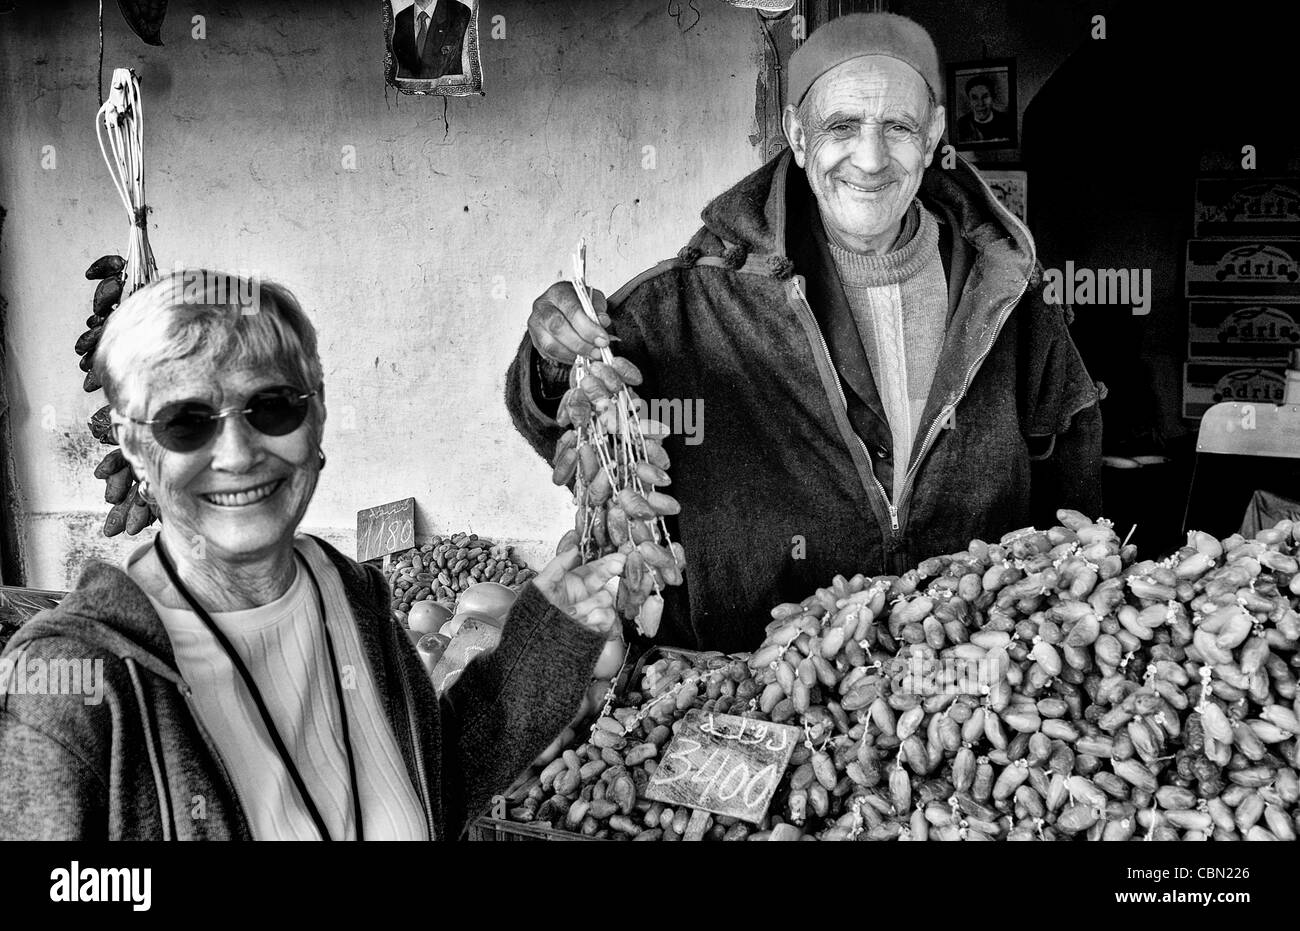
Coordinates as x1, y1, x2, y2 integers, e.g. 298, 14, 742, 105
504, 333, 568, 465
1022, 299, 1104, 525
1031, 402, 1103, 525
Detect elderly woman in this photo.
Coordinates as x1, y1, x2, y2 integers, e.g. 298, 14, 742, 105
0, 270, 622, 840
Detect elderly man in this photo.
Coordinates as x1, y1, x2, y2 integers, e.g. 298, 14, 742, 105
506, 13, 1102, 654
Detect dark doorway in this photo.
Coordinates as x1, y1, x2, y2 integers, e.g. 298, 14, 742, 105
1023, 1, 1300, 553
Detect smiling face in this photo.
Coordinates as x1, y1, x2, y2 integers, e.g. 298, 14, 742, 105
967, 83, 993, 119
120, 362, 323, 567
784, 56, 945, 254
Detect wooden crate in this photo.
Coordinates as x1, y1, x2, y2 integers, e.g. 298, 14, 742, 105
1185, 240, 1300, 300
1194, 177, 1300, 238
1183, 361, 1291, 420
1188, 301, 1300, 362
467, 816, 597, 841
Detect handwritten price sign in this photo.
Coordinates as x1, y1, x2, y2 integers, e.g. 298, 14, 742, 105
356, 497, 415, 563
646, 711, 801, 825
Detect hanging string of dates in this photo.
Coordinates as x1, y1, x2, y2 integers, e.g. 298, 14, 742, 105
79, 68, 161, 536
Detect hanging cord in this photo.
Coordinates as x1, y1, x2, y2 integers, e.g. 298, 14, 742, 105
96, 68, 158, 298
756, 11, 784, 159
759, 12, 782, 98
97, 0, 104, 104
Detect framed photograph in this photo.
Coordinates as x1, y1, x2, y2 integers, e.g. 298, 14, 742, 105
979, 168, 1027, 224
384, 0, 482, 97
947, 58, 1017, 150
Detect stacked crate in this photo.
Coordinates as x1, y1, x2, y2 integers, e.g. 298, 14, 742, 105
1184, 178, 1300, 419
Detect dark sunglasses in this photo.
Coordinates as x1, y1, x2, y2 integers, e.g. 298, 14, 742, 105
112, 385, 319, 453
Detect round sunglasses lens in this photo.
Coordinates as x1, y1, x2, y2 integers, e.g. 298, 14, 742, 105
245, 388, 309, 436
154, 402, 217, 452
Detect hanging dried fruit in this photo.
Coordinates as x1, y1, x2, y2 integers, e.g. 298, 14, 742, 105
551, 240, 685, 640
116, 0, 167, 46
85, 69, 160, 536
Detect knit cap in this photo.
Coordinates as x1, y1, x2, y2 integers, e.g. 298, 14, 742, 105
788, 13, 943, 107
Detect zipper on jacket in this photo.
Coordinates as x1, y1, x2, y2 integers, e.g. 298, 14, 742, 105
848, 161, 1040, 540
392, 642, 436, 840
789, 278, 900, 535
889, 156, 1044, 531
892, 275, 1032, 532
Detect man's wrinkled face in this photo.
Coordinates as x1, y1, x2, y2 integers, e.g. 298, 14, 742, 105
968, 85, 993, 119
785, 56, 945, 253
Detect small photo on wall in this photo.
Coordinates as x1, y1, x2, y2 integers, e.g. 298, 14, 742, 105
948, 58, 1017, 150
979, 169, 1028, 224
384, 0, 482, 97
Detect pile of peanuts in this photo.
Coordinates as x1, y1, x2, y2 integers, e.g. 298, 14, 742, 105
386, 533, 534, 621
496, 510, 1300, 841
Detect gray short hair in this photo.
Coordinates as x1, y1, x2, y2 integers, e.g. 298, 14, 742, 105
94, 269, 324, 416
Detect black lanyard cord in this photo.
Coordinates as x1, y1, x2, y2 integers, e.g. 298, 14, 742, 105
154, 537, 364, 842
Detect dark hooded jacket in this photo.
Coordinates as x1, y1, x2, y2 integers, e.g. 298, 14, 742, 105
507, 150, 1102, 655
0, 536, 604, 840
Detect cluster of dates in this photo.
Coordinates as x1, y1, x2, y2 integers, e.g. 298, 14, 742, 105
551, 353, 684, 642
79, 254, 157, 537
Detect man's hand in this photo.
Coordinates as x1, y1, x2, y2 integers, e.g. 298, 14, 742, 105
528, 282, 613, 365
531, 547, 626, 635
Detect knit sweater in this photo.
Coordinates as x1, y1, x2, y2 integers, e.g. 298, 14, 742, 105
0, 536, 606, 840
827, 204, 948, 503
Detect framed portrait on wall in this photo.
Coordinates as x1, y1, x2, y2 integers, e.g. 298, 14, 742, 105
947, 58, 1017, 150
384, 0, 483, 97
979, 169, 1028, 224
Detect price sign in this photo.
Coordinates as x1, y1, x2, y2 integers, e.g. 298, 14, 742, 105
356, 497, 415, 563
645, 711, 801, 825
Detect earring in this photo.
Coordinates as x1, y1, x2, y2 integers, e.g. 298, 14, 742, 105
317, 449, 327, 471
137, 478, 155, 505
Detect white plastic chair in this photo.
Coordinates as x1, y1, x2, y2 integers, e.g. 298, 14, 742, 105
1183, 401, 1300, 534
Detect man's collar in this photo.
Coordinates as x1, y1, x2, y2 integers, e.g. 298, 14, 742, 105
696, 146, 1034, 274
820, 199, 920, 257
890, 201, 921, 252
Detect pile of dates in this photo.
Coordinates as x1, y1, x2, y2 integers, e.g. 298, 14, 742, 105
497, 511, 1300, 841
